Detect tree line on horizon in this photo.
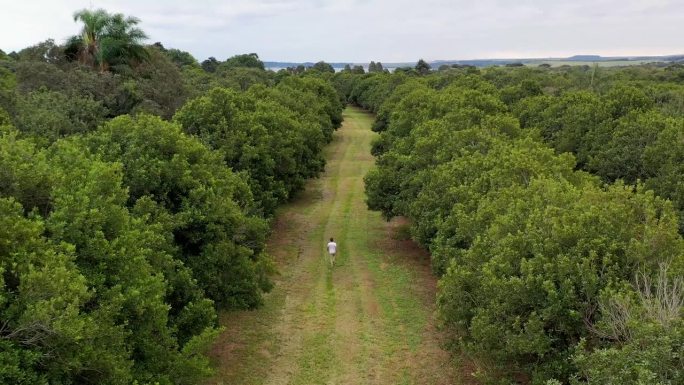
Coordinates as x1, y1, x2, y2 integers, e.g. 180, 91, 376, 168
335, 62, 684, 384
0, 8, 344, 385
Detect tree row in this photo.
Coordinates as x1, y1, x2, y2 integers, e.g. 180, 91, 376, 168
335, 64, 684, 384
0, 8, 342, 384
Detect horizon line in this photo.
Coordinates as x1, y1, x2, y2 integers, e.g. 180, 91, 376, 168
259, 53, 684, 66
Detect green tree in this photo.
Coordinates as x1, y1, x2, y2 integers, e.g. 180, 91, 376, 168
15, 39, 65, 64
67, 8, 149, 72
415, 59, 431, 75
438, 181, 682, 383
572, 266, 684, 385
351, 65, 365, 74
643, 117, 684, 232
15, 89, 107, 145
46, 138, 216, 383
132, 45, 189, 118
214, 66, 274, 91
0, 107, 10, 126
585, 111, 670, 183
165, 48, 198, 68
311, 61, 335, 73
222, 53, 265, 70
14, 61, 133, 115
0, 197, 108, 384
0, 66, 16, 115
606, 83, 654, 118
201, 56, 220, 73
394, 66, 415, 75
87, 114, 272, 309
174, 80, 340, 215
0, 128, 52, 215
535, 91, 611, 165
0, 130, 217, 384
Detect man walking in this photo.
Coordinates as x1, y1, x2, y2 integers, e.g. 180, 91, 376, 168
326, 237, 337, 267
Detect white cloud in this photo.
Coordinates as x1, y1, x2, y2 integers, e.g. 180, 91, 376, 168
1, 0, 682, 62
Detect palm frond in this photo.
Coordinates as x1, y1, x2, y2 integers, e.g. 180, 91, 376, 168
71, 8, 150, 72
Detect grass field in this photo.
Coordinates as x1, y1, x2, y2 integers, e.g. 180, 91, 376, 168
206, 107, 460, 385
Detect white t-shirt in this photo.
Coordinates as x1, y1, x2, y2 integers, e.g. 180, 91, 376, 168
327, 242, 337, 254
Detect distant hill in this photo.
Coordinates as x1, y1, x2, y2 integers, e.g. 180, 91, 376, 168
429, 54, 684, 68
263, 54, 684, 71
567, 55, 603, 61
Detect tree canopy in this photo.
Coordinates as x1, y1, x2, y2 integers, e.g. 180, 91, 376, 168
66, 8, 149, 72
223, 53, 265, 70
0, 8, 344, 383
4, 5, 684, 384
336, 62, 684, 384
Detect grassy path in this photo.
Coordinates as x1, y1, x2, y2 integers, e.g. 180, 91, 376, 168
208, 106, 457, 385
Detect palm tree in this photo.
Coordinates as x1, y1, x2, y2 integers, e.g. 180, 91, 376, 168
66, 8, 149, 72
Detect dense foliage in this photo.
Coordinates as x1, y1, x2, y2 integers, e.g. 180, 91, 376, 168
340, 64, 684, 384
0, 9, 341, 384
174, 77, 342, 215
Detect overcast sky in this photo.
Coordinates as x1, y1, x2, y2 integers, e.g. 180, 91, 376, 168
1, 0, 682, 63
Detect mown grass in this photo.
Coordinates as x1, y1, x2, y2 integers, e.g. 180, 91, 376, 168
208, 106, 454, 385
358, 212, 429, 353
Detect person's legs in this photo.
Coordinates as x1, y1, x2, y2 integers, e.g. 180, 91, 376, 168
330, 252, 335, 267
